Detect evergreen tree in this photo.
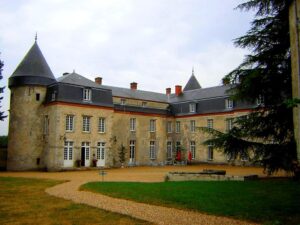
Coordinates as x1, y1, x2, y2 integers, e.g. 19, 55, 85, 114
201, 0, 298, 174
0, 57, 6, 121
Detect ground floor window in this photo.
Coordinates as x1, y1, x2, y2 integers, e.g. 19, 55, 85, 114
207, 145, 213, 161
190, 141, 196, 159
97, 142, 105, 160
149, 141, 156, 159
129, 140, 135, 160
64, 141, 73, 160
166, 141, 172, 159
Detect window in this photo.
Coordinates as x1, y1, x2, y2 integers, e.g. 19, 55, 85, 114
207, 145, 213, 161
98, 117, 106, 133
97, 142, 105, 160
226, 99, 233, 109
51, 92, 56, 101
149, 141, 156, 159
83, 88, 92, 101
150, 119, 156, 132
129, 140, 135, 160
175, 141, 181, 152
167, 141, 172, 159
190, 120, 196, 132
36, 93, 40, 101
226, 118, 234, 132
189, 103, 196, 113
167, 121, 172, 133
190, 141, 196, 159
142, 102, 147, 107
257, 95, 264, 105
207, 119, 213, 129
176, 121, 180, 133
130, 118, 136, 131
64, 141, 73, 160
66, 115, 74, 132
121, 98, 126, 105
44, 115, 49, 135
83, 116, 91, 132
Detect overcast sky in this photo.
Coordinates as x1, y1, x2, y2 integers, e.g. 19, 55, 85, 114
0, 0, 253, 135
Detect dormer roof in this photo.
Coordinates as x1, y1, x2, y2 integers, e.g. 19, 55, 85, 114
183, 70, 201, 91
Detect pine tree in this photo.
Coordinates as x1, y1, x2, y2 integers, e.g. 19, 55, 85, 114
0, 57, 6, 121
201, 0, 298, 174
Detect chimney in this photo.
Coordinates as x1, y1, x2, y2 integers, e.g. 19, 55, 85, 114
95, 77, 102, 85
175, 85, 182, 96
166, 88, 171, 95
130, 82, 137, 90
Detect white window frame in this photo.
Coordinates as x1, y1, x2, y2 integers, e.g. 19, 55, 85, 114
190, 120, 196, 132
83, 116, 91, 132
51, 92, 56, 101
226, 99, 233, 109
97, 142, 105, 160
150, 119, 156, 132
98, 117, 106, 133
66, 115, 74, 132
167, 121, 172, 133
207, 145, 213, 161
83, 88, 92, 101
166, 141, 172, 159
142, 102, 147, 107
121, 98, 126, 105
189, 103, 196, 113
130, 118, 136, 131
226, 118, 234, 132
149, 141, 156, 159
64, 141, 73, 161
190, 141, 196, 159
175, 121, 180, 133
82, 142, 90, 160
129, 140, 136, 160
207, 119, 213, 129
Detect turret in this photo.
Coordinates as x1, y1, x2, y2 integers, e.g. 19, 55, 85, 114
7, 38, 56, 171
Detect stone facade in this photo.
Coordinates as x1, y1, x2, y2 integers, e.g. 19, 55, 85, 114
7, 41, 255, 171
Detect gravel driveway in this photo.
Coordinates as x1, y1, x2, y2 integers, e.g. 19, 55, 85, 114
1, 165, 282, 225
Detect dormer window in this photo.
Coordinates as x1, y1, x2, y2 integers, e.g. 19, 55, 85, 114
83, 88, 91, 101
51, 91, 56, 101
257, 95, 264, 106
226, 99, 233, 109
189, 103, 196, 113
121, 98, 126, 105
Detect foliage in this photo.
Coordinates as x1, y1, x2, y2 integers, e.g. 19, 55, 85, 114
118, 144, 126, 164
0, 57, 6, 121
0, 135, 8, 147
82, 180, 300, 225
201, 0, 297, 174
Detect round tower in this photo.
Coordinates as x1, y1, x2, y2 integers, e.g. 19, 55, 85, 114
7, 39, 56, 171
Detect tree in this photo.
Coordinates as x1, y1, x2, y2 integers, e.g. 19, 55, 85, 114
118, 144, 126, 167
0, 57, 6, 121
201, 0, 298, 174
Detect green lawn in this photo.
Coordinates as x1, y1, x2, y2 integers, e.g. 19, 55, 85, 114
82, 180, 300, 225
0, 177, 152, 225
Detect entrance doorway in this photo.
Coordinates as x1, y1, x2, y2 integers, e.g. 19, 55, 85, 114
81, 142, 90, 167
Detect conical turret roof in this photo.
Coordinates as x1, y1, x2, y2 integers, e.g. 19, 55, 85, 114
183, 70, 201, 91
9, 41, 56, 87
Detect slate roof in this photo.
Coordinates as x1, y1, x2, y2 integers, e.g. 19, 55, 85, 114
57, 72, 169, 103
183, 74, 201, 91
169, 85, 232, 103
9, 41, 56, 87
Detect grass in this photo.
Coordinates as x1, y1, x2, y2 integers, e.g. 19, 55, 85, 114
82, 180, 300, 225
0, 177, 152, 225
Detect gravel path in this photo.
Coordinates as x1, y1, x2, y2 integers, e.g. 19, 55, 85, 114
1, 165, 280, 225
